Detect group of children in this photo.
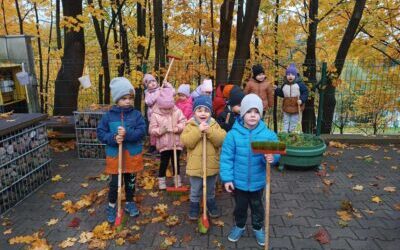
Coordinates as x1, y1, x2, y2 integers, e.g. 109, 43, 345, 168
97, 63, 308, 246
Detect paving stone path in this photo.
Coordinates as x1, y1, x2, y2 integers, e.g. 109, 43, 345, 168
1, 143, 399, 250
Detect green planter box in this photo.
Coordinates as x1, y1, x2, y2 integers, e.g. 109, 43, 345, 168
277, 133, 326, 170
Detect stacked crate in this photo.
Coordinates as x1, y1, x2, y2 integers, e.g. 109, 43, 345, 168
0, 117, 51, 214
74, 106, 110, 159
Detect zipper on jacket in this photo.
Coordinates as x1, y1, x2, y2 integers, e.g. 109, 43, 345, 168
248, 130, 252, 191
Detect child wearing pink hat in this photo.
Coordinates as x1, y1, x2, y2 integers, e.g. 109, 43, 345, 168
149, 86, 187, 190
175, 84, 193, 120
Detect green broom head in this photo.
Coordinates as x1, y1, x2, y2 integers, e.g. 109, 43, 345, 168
198, 215, 209, 234
251, 141, 287, 155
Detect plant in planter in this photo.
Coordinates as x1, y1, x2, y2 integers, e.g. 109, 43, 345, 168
277, 133, 326, 170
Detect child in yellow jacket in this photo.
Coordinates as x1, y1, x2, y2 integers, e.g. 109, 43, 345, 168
181, 95, 226, 220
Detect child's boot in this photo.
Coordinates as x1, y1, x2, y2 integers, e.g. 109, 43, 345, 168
174, 175, 182, 187
253, 228, 265, 246
207, 199, 221, 218
158, 177, 166, 190
228, 225, 245, 242
106, 203, 116, 223
125, 202, 139, 217
188, 202, 200, 220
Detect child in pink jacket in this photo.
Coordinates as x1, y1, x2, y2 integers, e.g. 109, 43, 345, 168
143, 74, 160, 152
149, 86, 187, 190
175, 84, 193, 120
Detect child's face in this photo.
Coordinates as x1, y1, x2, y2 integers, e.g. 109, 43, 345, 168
147, 80, 158, 90
255, 74, 266, 82
194, 107, 211, 123
232, 105, 240, 114
117, 94, 134, 107
177, 93, 187, 101
243, 108, 261, 128
286, 73, 295, 83
203, 91, 212, 96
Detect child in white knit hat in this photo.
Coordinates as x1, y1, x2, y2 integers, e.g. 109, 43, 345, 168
175, 84, 193, 120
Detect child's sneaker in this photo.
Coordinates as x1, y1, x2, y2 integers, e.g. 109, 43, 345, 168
106, 204, 116, 223
253, 228, 265, 246
175, 175, 182, 187
228, 225, 245, 242
188, 202, 199, 220
125, 202, 139, 217
207, 199, 221, 218
158, 177, 166, 190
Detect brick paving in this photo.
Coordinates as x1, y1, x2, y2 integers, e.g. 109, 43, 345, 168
0, 143, 399, 249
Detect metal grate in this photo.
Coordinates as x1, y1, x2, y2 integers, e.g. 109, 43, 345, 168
74, 108, 108, 160
0, 123, 51, 214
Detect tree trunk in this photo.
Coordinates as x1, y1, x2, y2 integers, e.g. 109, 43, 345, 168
15, 0, 23, 34
210, 0, 215, 73
45, 0, 53, 114
228, 0, 260, 85
53, 0, 85, 115
34, 3, 44, 113
321, 0, 366, 133
116, 0, 129, 76
145, 0, 153, 60
215, 0, 235, 86
237, 0, 243, 40
56, 0, 62, 50
135, 0, 146, 110
153, 0, 165, 73
272, 0, 280, 133
1, 0, 8, 34
302, 0, 318, 134
198, 0, 202, 85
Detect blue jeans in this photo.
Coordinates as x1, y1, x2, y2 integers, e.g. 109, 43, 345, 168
189, 175, 217, 203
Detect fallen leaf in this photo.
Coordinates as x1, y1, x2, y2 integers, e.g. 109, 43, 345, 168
151, 216, 165, 223
371, 196, 382, 204
59, 164, 68, 168
149, 191, 158, 197
3, 228, 12, 235
51, 175, 62, 182
347, 173, 354, 179
88, 208, 96, 215
375, 175, 385, 180
115, 238, 125, 246
52, 192, 66, 200
78, 232, 93, 243
59, 237, 77, 248
2, 219, 12, 227
340, 200, 354, 212
322, 178, 334, 186
81, 183, 89, 188
212, 239, 224, 249
131, 225, 140, 231
0, 110, 13, 119
126, 233, 141, 244
136, 218, 151, 225
181, 234, 192, 243
383, 156, 392, 160
353, 212, 362, 219
62, 200, 76, 214
337, 211, 352, 221
159, 230, 168, 236
338, 220, 348, 227
329, 141, 347, 149
88, 239, 106, 249
92, 222, 115, 240
329, 165, 336, 172
154, 203, 168, 216
394, 204, 400, 211
286, 211, 294, 219
46, 218, 59, 226
391, 166, 398, 170
179, 195, 189, 202
352, 185, 364, 191
161, 236, 177, 248
383, 186, 396, 193
316, 170, 327, 177
313, 227, 330, 244
363, 209, 375, 215
369, 183, 379, 187
172, 200, 181, 206
212, 219, 225, 227
165, 215, 180, 227
68, 217, 81, 228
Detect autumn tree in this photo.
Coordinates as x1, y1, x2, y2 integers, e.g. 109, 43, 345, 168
53, 0, 85, 115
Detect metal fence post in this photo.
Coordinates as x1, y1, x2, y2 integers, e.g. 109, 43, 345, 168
316, 62, 327, 136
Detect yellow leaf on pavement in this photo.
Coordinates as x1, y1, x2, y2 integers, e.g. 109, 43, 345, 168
337, 211, 352, 221
115, 238, 125, 246
46, 218, 59, 226
371, 196, 382, 204
352, 185, 364, 191
80, 183, 89, 188
52, 192, 66, 200
51, 175, 62, 182
78, 232, 93, 243
3, 228, 12, 235
383, 186, 396, 193
59, 237, 77, 248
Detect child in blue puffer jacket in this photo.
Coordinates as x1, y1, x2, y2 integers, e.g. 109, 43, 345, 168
220, 94, 280, 247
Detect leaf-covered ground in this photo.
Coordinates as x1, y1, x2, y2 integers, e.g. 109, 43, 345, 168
0, 142, 399, 249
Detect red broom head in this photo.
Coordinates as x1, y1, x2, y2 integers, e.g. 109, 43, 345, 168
114, 210, 123, 227
251, 141, 287, 155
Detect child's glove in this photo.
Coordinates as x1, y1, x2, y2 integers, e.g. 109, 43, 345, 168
264, 154, 274, 163
117, 126, 126, 137
224, 182, 235, 193
297, 99, 302, 105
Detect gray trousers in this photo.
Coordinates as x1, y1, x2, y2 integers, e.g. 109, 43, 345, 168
189, 175, 217, 203
283, 112, 299, 132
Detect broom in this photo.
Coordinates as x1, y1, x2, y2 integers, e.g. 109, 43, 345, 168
198, 133, 209, 234
114, 115, 126, 229
166, 117, 189, 195
251, 141, 286, 250
162, 54, 182, 86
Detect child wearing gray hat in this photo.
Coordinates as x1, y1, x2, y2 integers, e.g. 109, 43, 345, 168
220, 94, 281, 246
97, 77, 146, 223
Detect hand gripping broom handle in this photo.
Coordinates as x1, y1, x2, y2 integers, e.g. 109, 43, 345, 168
202, 133, 207, 220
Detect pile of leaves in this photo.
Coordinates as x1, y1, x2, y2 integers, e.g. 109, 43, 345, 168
278, 133, 324, 147
49, 140, 76, 152
9, 231, 51, 250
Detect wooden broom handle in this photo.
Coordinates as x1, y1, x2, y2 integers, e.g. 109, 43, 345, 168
265, 160, 271, 250
163, 57, 175, 86
202, 133, 207, 219
172, 114, 178, 188
117, 143, 123, 213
